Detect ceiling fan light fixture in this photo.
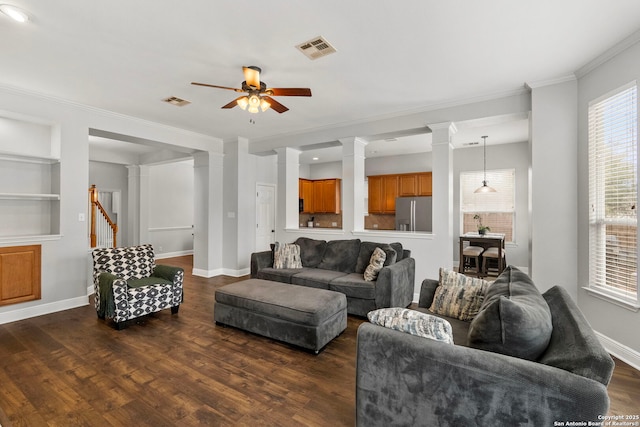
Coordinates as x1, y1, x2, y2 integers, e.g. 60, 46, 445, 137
247, 94, 261, 113
236, 96, 249, 110
260, 98, 271, 112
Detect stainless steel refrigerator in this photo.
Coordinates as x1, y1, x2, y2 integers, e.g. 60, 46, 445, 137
395, 196, 432, 232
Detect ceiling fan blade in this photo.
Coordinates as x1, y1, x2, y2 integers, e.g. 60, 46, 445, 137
221, 96, 247, 109
191, 82, 243, 92
263, 96, 289, 113
267, 88, 312, 97
243, 66, 261, 90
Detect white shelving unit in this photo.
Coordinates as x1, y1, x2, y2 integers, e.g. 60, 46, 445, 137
0, 122, 62, 242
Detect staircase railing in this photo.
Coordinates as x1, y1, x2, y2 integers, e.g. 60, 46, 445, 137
89, 184, 118, 248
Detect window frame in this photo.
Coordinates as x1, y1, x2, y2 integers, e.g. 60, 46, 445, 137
586, 81, 639, 309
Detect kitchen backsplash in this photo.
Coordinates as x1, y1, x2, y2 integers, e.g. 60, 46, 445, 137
298, 213, 396, 230
299, 213, 342, 228
364, 214, 395, 230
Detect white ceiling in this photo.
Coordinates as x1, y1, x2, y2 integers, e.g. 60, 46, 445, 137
2, 1, 640, 160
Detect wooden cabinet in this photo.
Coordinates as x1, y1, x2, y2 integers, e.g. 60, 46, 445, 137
398, 174, 418, 196
367, 176, 384, 213
299, 178, 341, 213
382, 175, 398, 213
368, 172, 432, 213
417, 172, 432, 196
368, 175, 398, 214
299, 178, 314, 213
0, 245, 41, 306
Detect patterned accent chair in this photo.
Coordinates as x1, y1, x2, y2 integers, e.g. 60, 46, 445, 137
92, 244, 184, 329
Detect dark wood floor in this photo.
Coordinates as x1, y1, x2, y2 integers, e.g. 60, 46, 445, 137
0, 255, 638, 426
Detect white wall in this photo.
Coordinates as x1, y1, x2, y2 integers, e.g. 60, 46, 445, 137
529, 79, 578, 299
365, 152, 432, 176
577, 39, 640, 361
147, 160, 194, 257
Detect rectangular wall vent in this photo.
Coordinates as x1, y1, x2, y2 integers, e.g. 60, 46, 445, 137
296, 36, 337, 60
163, 96, 191, 106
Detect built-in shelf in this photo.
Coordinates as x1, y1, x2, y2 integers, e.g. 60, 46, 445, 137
1, 113, 61, 241
0, 193, 60, 200
0, 150, 59, 164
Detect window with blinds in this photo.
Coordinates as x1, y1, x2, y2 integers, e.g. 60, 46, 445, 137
460, 169, 515, 241
588, 81, 638, 303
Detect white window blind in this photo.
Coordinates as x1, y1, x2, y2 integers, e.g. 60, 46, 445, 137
460, 169, 515, 241
588, 82, 638, 302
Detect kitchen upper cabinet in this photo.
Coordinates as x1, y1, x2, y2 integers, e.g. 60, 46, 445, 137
417, 172, 432, 196
367, 176, 384, 213
299, 179, 314, 213
368, 175, 398, 214
367, 172, 432, 213
299, 178, 341, 213
398, 174, 418, 196
382, 175, 398, 212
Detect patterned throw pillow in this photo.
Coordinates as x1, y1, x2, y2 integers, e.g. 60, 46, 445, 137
367, 307, 454, 344
273, 242, 303, 269
363, 247, 386, 281
428, 268, 490, 321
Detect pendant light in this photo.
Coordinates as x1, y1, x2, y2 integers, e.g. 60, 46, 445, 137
475, 135, 497, 193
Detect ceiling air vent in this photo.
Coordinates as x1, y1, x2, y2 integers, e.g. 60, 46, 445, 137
163, 96, 191, 107
296, 36, 337, 60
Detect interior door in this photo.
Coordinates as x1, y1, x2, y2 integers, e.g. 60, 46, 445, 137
256, 184, 276, 251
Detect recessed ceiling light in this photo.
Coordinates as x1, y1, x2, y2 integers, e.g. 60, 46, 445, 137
0, 4, 30, 23
312, 157, 319, 161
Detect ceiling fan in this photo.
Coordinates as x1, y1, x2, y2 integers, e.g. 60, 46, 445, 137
191, 66, 312, 114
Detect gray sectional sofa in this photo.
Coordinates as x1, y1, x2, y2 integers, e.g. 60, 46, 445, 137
250, 237, 415, 316
356, 266, 615, 426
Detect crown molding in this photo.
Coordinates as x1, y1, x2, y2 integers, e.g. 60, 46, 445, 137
525, 75, 577, 91
575, 28, 640, 79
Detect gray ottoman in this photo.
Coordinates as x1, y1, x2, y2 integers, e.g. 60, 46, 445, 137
214, 279, 348, 353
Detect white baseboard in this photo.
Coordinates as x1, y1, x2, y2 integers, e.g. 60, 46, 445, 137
222, 268, 250, 277
192, 267, 249, 278
192, 268, 224, 278
0, 295, 89, 325
595, 330, 640, 372
156, 250, 193, 260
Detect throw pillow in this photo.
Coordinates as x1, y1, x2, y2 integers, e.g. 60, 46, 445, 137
363, 247, 386, 281
428, 268, 490, 321
355, 242, 397, 273
467, 266, 553, 361
272, 242, 303, 269
368, 308, 454, 344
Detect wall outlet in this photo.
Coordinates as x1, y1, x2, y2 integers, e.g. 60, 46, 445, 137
316, 222, 320, 226
331, 222, 337, 227
78, 213, 85, 222
373, 224, 378, 229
